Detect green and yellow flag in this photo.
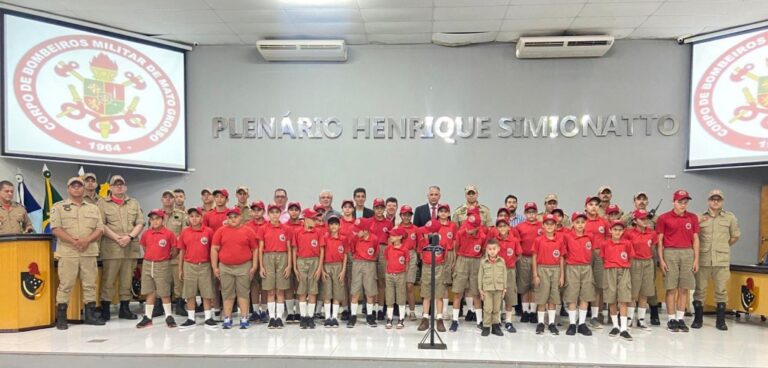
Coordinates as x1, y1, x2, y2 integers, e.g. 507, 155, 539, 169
42, 165, 63, 234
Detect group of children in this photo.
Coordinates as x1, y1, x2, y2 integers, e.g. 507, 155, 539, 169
134, 192, 660, 341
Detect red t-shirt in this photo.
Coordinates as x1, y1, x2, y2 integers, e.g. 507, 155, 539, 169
261, 222, 291, 253
315, 222, 327, 236
351, 233, 379, 261
625, 227, 657, 259
436, 220, 458, 251
177, 226, 215, 263
656, 210, 699, 248
285, 219, 304, 239
323, 233, 348, 263
497, 233, 523, 269
202, 208, 228, 233
370, 217, 392, 245
245, 219, 267, 239
456, 226, 487, 258
534, 233, 566, 266
213, 225, 258, 265
385, 245, 409, 274
584, 216, 610, 244
398, 223, 420, 251
140, 226, 176, 262
293, 227, 325, 258
564, 232, 594, 266
517, 221, 543, 256
339, 217, 356, 238
601, 239, 634, 268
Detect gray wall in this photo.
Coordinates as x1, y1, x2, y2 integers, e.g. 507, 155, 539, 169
2, 40, 766, 264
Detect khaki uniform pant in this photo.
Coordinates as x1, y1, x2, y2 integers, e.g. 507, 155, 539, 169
56, 256, 98, 304
101, 258, 137, 302
482, 290, 502, 327
694, 266, 730, 303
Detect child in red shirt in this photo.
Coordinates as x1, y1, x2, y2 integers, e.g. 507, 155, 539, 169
246, 201, 268, 323
532, 214, 566, 335
625, 209, 658, 329
397, 205, 420, 321
259, 204, 293, 329
284, 202, 303, 323
321, 216, 347, 327
384, 227, 409, 329
137, 209, 177, 329
516, 202, 542, 324
496, 218, 523, 333
339, 199, 356, 321
177, 207, 216, 328
585, 195, 610, 328
601, 220, 635, 341
450, 207, 487, 332
348, 217, 379, 328
563, 211, 596, 336
292, 208, 325, 329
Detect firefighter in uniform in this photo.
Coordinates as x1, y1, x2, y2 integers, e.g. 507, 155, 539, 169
0, 180, 34, 234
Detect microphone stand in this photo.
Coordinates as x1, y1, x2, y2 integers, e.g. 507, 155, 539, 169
418, 234, 447, 350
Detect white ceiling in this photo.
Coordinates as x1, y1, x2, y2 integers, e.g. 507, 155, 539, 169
3, 0, 768, 46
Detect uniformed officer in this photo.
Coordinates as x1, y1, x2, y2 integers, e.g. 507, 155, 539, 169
0, 180, 34, 234
596, 186, 624, 218
51, 176, 105, 330
161, 189, 188, 316
693, 189, 740, 331
537, 194, 571, 228
235, 186, 253, 222
98, 175, 144, 321
82, 173, 100, 205
452, 184, 491, 226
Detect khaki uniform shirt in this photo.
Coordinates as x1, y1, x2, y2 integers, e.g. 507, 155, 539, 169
163, 208, 188, 236
98, 196, 144, 259
698, 209, 740, 267
478, 256, 507, 291
237, 204, 252, 222
0, 202, 33, 234
453, 203, 492, 227
50, 199, 103, 258
537, 211, 572, 228
83, 193, 101, 205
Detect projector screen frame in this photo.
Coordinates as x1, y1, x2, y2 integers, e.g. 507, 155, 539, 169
0, 8, 189, 173
685, 24, 768, 171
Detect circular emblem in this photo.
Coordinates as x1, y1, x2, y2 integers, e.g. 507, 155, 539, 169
647, 239, 652, 247
200, 236, 209, 245
447, 232, 453, 239
279, 233, 286, 242
537, 228, 543, 235
383, 227, 389, 233
311, 239, 318, 248
586, 241, 592, 250
620, 251, 628, 260
337, 245, 344, 254
468, 215, 476, 222
158, 239, 167, 247
553, 249, 561, 258
410, 233, 416, 240
367, 247, 375, 256
693, 31, 768, 150
506, 248, 514, 257
473, 244, 481, 253
598, 226, 605, 234
685, 222, 692, 230
399, 256, 406, 265
13, 36, 181, 154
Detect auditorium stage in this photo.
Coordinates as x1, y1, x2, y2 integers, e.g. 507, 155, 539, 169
1, 309, 765, 368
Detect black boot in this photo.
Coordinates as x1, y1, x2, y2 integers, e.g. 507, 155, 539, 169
174, 298, 186, 317
691, 300, 703, 329
119, 300, 138, 320
84, 302, 106, 325
650, 304, 660, 326
491, 323, 504, 336
716, 302, 728, 331
56, 303, 68, 330
100, 301, 111, 321
152, 298, 164, 318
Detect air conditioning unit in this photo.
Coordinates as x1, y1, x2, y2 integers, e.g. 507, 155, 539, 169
515, 36, 614, 59
256, 40, 347, 62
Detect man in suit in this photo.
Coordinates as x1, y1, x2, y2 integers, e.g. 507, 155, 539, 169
353, 187, 374, 218
414, 186, 441, 227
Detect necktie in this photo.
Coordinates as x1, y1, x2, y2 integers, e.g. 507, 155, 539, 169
431, 206, 436, 220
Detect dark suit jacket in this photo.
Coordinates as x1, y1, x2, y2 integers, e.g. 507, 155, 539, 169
414, 203, 436, 227
354, 207, 374, 219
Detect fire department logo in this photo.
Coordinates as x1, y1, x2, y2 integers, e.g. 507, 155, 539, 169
337, 245, 344, 254
685, 223, 692, 230
14, 35, 181, 154
552, 249, 560, 258
473, 244, 482, 253
447, 232, 454, 239
410, 233, 417, 241
200, 237, 209, 245
20, 262, 45, 301
586, 241, 593, 250
399, 256, 406, 265
367, 247, 375, 256
279, 234, 286, 242
383, 227, 389, 233
599, 226, 605, 234
537, 229, 543, 235
620, 251, 628, 260
741, 277, 758, 312
693, 30, 768, 150
468, 215, 476, 222
311, 239, 318, 248
507, 248, 514, 257
159, 239, 167, 247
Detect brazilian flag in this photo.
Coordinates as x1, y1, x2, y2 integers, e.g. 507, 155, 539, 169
41, 165, 63, 234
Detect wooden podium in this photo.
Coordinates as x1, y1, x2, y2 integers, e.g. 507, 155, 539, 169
0, 234, 54, 332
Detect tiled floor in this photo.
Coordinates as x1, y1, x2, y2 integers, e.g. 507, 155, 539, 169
1, 310, 766, 367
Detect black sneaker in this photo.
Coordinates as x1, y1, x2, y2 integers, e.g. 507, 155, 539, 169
165, 316, 177, 328
376, 310, 385, 321
530, 312, 539, 324
308, 317, 316, 329
577, 323, 592, 336
204, 318, 217, 327
481, 327, 490, 336
136, 316, 152, 329
667, 319, 679, 332
180, 319, 196, 328
249, 311, 260, 322
566, 324, 577, 336
385, 319, 393, 329
548, 323, 559, 335
341, 310, 350, 321
620, 330, 633, 341
609, 327, 620, 337
267, 318, 276, 329
505, 322, 516, 333
324, 318, 332, 328
260, 311, 268, 323
332, 318, 340, 328
300, 316, 308, 329
465, 310, 475, 322
276, 318, 284, 329
491, 324, 504, 336
368, 314, 378, 327
536, 323, 545, 334
677, 320, 689, 332
347, 315, 357, 328
521, 312, 530, 323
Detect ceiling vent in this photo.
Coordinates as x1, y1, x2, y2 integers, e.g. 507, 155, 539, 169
516, 36, 614, 58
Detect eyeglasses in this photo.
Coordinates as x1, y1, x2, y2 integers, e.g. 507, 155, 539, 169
274, 195, 287, 198
708, 198, 723, 202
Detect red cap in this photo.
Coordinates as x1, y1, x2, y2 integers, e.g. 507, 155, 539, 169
610, 220, 626, 229
606, 204, 620, 215
673, 189, 692, 202
212, 189, 229, 198
302, 208, 318, 219
400, 205, 414, 215
524, 202, 537, 212
632, 209, 649, 220
226, 207, 241, 216
465, 212, 482, 229
496, 217, 510, 226
341, 199, 354, 208
267, 203, 281, 212
585, 196, 601, 206
373, 198, 385, 208
497, 207, 511, 216
313, 204, 325, 212
542, 213, 557, 223
437, 203, 450, 212
423, 219, 442, 233
388, 227, 407, 238
571, 211, 588, 221
148, 209, 165, 218
250, 201, 265, 210
287, 201, 301, 210
187, 207, 204, 215
354, 217, 373, 232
